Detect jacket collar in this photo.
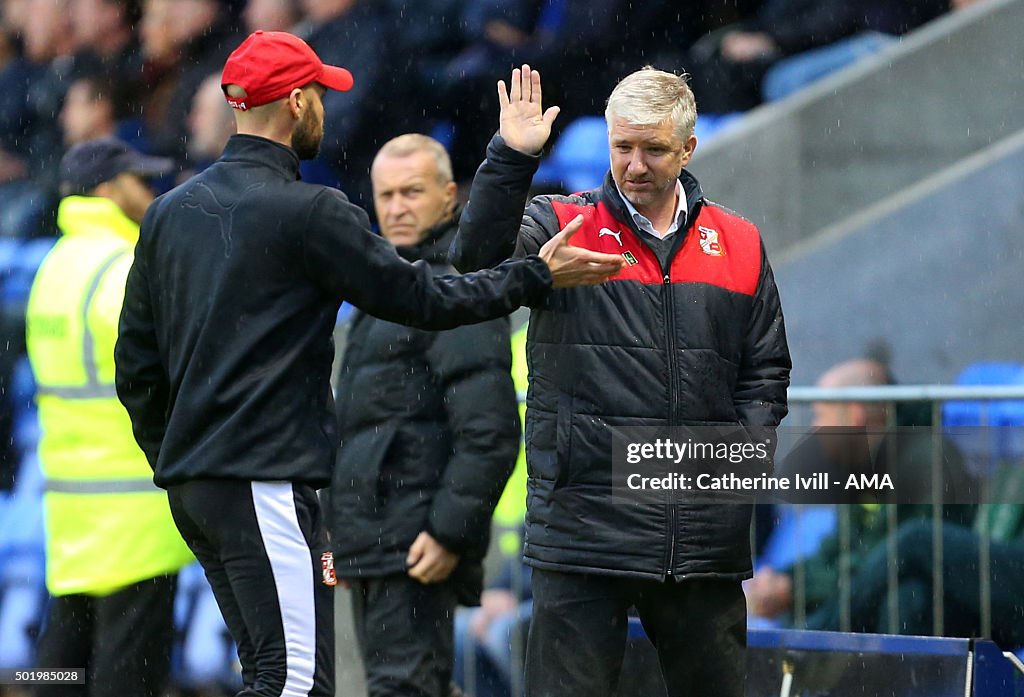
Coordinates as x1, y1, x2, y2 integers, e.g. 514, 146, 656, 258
600, 169, 704, 235
219, 134, 301, 180
394, 207, 461, 265
56, 195, 139, 245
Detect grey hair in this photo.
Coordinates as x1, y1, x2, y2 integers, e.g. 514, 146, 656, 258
605, 67, 697, 142
374, 133, 454, 185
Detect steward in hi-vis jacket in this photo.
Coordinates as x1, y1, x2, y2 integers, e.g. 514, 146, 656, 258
26, 137, 193, 697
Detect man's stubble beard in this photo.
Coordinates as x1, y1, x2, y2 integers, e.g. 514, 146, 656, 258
292, 109, 322, 160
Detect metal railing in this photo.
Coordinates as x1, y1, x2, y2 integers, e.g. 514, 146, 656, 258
458, 384, 1024, 696
780, 384, 1024, 638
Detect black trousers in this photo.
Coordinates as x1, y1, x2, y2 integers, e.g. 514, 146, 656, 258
168, 480, 334, 697
32, 574, 177, 697
350, 574, 458, 697
525, 568, 747, 697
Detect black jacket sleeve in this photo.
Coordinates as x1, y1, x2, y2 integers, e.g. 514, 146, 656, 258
423, 318, 519, 558
303, 188, 551, 326
115, 217, 168, 469
733, 240, 791, 461
450, 135, 550, 272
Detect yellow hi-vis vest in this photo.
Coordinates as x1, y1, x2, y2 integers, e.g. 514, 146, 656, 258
25, 195, 193, 597
493, 322, 529, 556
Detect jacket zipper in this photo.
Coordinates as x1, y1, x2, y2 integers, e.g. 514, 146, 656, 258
663, 271, 678, 578
625, 193, 699, 581
660, 199, 698, 580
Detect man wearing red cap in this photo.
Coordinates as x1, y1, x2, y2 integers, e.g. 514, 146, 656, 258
114, 31, 623, 697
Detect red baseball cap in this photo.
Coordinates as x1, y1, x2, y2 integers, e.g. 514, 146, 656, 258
221, 31, 354, 110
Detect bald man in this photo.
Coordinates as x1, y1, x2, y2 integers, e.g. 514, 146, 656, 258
812, 359, 890, 428
747, 359, 974, 625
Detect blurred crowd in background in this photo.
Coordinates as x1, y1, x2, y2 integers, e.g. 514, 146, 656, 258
0, 0, 968, 237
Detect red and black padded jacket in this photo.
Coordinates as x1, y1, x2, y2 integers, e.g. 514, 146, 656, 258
452, 136, 791, 581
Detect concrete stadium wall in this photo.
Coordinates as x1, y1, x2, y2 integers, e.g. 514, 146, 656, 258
774, 128, 1024, 387
688, 0, 1024, 255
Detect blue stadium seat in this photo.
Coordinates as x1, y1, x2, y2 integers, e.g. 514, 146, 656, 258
0, 238, 19, 272
172, 562, 240, 692
748, 504, 838, 629
694, 113, 744, 144
534, 117, 609, 193
943, 362, 1024, 467
0, 453, 47, 669
429, 119, 456, 151
755, 505, 837, 573
1, 238, 55, 312
0, 239, 56, 669
0, 181, 50, 239
10, 358, 39, 452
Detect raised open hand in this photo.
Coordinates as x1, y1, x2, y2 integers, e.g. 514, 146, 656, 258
498, 64, 560, 156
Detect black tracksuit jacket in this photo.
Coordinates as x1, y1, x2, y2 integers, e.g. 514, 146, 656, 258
452, 136, 791, 581
328, 218, 519, 593
115, 135, 550, 489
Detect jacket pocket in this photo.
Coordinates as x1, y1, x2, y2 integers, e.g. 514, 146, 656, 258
333, 426, 398, 510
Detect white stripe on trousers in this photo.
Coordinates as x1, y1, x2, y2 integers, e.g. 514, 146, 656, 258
251, 482, 317, 696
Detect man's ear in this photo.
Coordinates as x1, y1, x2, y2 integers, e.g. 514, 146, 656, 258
444, 181, 457, 211
92, 180, 114, 199
287, 88, 304, 119
849, 403, 870, 428
680, 134, 698, 166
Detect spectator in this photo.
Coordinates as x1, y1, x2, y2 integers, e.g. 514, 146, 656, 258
59, 73, 120, 148
808, 507, 1024, 645
454, 554, 532, 697
21, 0, 76, 182
25, 137, 194, 697
68, 0, 142, 87
20, 0, 143, 204
452, 65, 791, 697
377, 0, 474, 132
139, 0, 241, 162
137, 0, 183, 152
21, 0, 75, 67
760, 0, 991, 102
301, 0, 391, 204
0, 20, 51, 239
329, 133, 520, 697
0, 24, 33, 187
64, 1, 145, 147
686, 0, 950, 113
2, 0, 31, 31
243, 0, 304, 33
748, 359, 975, 625
181, 71, 236, 178
0, 0, 74, 238
638, 1, 765, 68
440, 0, 632, 181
